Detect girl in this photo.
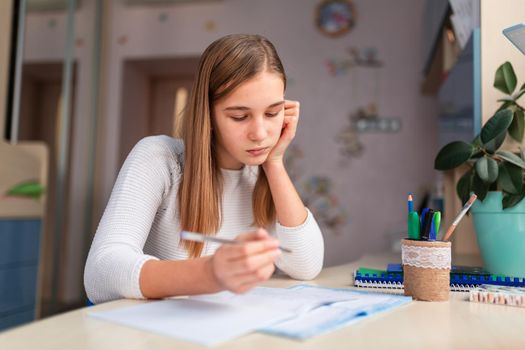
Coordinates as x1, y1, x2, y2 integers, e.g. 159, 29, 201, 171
84, 34, 324, 304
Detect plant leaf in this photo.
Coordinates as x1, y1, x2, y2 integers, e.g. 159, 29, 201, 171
6, 181, 45, 199
470, 136, 484, 157
508, 109, 525, 142
494, 61, 517, 95
475, 156, 499, 183
496, 101, 513, 112
471, 135, 482, 147
434, 141, 474, 170
480, 109, 513, 145
513, 87, 525, 101
498, 163, 523, 194
520, 147, 525, 162
502, 192, 525, 209
456, 169, 473, 205
484, 131, 506, 153
471, 172, 489, 202
496, 150, 525, 169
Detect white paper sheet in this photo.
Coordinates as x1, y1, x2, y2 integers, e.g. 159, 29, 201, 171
192, 286, 360, 315
89, 285, 411, 345
89, 298, 294, 347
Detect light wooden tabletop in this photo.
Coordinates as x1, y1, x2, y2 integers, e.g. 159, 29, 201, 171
1, 253, 523, 350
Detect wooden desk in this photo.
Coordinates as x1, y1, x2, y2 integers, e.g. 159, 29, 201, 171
1, 254, 523, 350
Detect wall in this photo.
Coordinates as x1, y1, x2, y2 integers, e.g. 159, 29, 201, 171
481, 0, 525, 125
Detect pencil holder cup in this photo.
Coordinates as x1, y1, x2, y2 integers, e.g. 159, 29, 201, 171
401, 239, 451, 301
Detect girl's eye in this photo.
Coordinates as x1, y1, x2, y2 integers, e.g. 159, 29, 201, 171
231, 115, 247, 121
266, 112, 278, 118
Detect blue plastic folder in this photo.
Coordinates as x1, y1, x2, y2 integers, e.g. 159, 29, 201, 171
260, 285, 412, 339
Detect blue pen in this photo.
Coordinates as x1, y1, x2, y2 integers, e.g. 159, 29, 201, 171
421, 209, 434, 241
429, 215, 436, 240
408, 193, 414, 213
420, 208, 429, 231
433, 211, 441, 240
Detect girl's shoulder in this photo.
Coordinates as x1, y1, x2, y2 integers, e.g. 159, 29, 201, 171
133, 135, 184, 160
130, 135, 184, 175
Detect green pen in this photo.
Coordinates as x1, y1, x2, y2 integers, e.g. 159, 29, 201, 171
358, 267, 386, 276
408, 211, 420, 239
433, 211, 441, 240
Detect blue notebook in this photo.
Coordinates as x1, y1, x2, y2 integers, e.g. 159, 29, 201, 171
354, 264, 525, 292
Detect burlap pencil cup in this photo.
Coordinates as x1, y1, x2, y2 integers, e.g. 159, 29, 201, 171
401, 239, 451, 301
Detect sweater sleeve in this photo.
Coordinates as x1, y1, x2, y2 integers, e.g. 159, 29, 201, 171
273, 208, 324, 280
84, 136, 179, 304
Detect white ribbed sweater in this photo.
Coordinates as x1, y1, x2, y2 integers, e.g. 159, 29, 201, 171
84, 135, 324, 304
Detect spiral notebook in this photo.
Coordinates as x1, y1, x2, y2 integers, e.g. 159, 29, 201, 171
354, 264, 525, 292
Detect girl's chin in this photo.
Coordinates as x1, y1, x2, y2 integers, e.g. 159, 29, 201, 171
242, 155, 268, 166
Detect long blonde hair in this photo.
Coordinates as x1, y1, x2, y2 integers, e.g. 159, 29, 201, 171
178, 34, 287, 258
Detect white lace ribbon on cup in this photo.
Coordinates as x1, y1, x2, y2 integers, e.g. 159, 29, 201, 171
402, 245, 451, 269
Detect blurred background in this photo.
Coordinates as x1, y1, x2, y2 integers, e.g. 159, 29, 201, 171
0, 0, 524, 331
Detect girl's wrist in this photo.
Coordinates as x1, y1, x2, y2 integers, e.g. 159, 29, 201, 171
204, 256, 223, 293
262, 159, 285, 174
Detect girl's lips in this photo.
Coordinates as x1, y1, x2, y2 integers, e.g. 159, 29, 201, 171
247, 147, 269, 156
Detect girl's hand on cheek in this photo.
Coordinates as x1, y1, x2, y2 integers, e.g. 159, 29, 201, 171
265, 100, 300, 167
209, 228, 281, 294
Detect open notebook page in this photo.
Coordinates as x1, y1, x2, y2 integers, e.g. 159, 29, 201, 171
191, 285, 362, 315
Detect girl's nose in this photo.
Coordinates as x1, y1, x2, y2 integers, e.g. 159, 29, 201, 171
248, 117, 268, 142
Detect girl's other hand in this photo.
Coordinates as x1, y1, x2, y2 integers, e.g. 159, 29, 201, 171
264, 100, 300, 166
209, 228, 281, 294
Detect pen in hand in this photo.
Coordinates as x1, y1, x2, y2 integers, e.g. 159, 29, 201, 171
180, 231, 293, 253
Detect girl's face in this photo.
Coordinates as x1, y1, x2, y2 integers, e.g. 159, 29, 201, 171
212, 71, 285, 169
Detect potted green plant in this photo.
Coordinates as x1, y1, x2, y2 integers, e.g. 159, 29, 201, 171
434, 61, 525, 277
